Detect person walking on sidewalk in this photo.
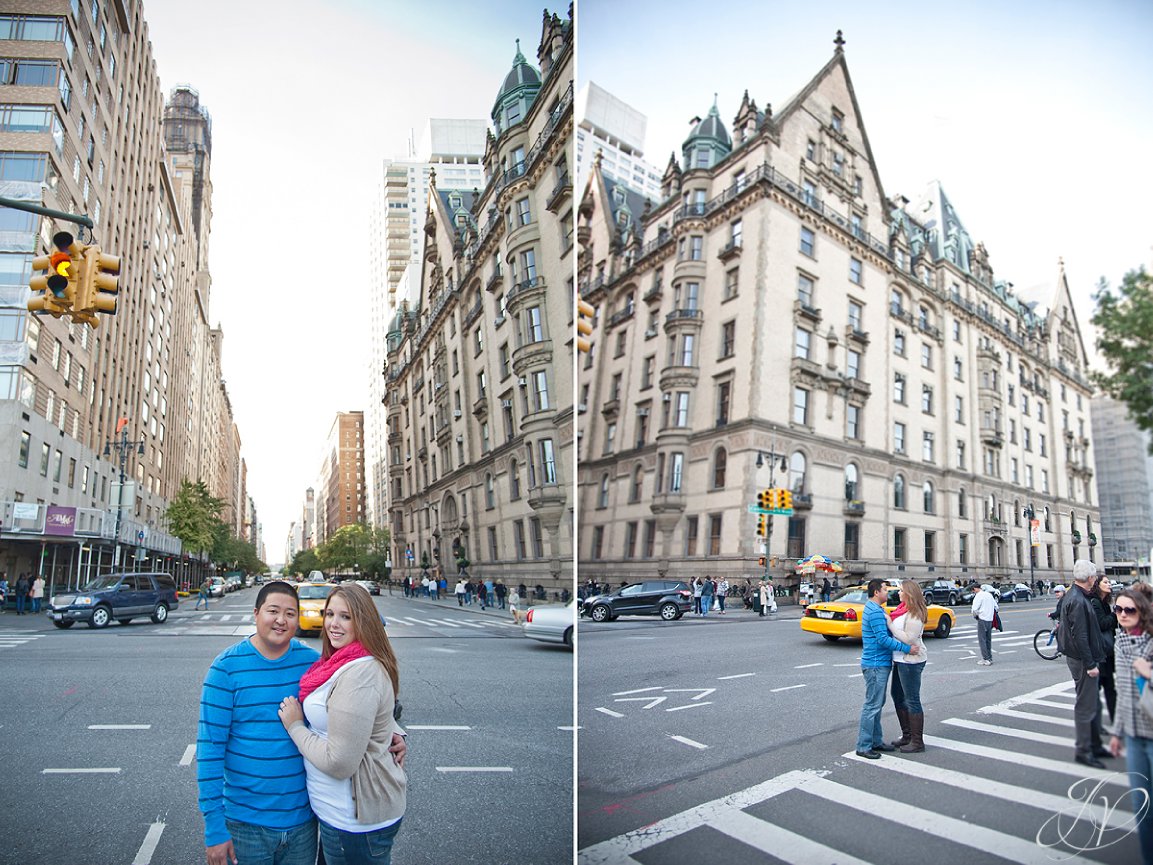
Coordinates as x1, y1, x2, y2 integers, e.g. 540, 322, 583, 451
495, 580, 507, 610
887, 579, 928, 753
455, 578, 467, 607
31, 575, 44, 614
509, 588, 521, 625
1059, 559, 1111, 769
855, 579, 920, 759
14, 573, 29, 615
971, 584, 997, 665
717, 578, 729, 615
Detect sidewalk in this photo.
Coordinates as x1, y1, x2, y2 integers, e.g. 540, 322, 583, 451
386, 590, 561, 621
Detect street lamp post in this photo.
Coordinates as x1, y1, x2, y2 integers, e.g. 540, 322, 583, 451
1022, 503, 1036, 594
756, 443, 789, 586
104, 422, 145, 571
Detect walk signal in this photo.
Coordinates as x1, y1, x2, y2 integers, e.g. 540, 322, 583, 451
28, 231, 81, 317
576, 297, 595, 354
76, 245, 120, 320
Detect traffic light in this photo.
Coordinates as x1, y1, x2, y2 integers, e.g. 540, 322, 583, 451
780, 489, 793, 511
576, 296, 595, 353
75, 245, 120, 320
755, 515, 766, 537
28, 231, 81, 317
758, 556, 766, 567
758, 488, 772, 510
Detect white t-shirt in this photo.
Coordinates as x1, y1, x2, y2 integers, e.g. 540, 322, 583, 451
301, 657, 401, 833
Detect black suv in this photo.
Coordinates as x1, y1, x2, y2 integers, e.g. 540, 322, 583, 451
581, 580, 692, 622
47, 571, 179, 629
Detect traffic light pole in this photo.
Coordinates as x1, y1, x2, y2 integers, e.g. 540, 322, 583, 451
756, 444, 789, 588
0, 196, 93, 231
1023, 502, 1036, 594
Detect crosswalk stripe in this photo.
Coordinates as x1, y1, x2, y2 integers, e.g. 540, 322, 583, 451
456, 621, 487, 629
941, 717, 1073, 744
922, 734, 1128, 788
401, 617, 440, 626
799, 774, 1106, 865
978, 707, 1077, 727
430, 619, 463, 628
709, 808, 872, 865
385, 618, 411, 626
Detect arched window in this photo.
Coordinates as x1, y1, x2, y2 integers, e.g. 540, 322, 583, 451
629, 465, 643, 503
893, 474, 905, 509
923, 480, 934, 514
509, 459, 521, 501
844, 463, 859, 501
485, 473, 496, 509
597, 473, 609, 509
712, 448, 727, 489
789, 452, 807, 492
958, 487, 966, 518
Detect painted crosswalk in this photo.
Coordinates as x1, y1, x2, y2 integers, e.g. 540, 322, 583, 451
0, 632, 46, 650
578, 679, 1142, 864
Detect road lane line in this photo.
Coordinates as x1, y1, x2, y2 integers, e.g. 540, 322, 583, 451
435, 766, 514, 772
558, 726, 580, 730
770, 684, 807, 693
407, 725, 471, 730
595, 707, 624, 718
717, 672, 756, 679
42, 768, 121, 774
131, 822, 165, 865
612, 687, 664, 695
710, 809, 873, 865
179, 745, 195, 766
88, 724, 151, 730
667, 735, 707, 750
665, 702, 712, 712
793, 663, 823, 669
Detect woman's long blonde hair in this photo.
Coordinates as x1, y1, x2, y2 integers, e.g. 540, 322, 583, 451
322, 583, 400, 695
900, 579, 928, 621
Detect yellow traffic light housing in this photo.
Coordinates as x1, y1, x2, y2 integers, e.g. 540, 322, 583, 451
780, 489, 793, 511
28, 231, 81, 317
76, 246, 120, 318
758, 488, 772, 510
755, 515, 766, 537
576, 297, 595, 354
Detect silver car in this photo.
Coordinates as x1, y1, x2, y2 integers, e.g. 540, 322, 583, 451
523, 600, 575, 648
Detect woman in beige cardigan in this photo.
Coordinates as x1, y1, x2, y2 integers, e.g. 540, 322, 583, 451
278, 584, 406, 864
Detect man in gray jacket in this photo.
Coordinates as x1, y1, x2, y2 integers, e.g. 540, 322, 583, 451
1057, 559, 1110, 768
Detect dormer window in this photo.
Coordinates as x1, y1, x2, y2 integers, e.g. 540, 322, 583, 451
831, 108, 844, 133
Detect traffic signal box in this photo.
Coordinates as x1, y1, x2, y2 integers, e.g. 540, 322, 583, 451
758, 488, 774, 510
779, 489, 793, 511
576, 297, 595, 354
755, 514, 767, 537
28, 231, 80, 317
75, 245, 120, 323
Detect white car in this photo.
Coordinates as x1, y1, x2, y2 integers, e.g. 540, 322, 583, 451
523, 601, 575, 648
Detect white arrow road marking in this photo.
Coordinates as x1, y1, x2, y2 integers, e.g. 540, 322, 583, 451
612, 686, 664, 696
666, 702, 713, 712
663, 688, 715, 700
595, 707, 624, 718
614, 696, 667, 709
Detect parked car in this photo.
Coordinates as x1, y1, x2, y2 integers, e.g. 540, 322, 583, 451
46, 571, 179, 629
800, 585, 954, 641
581, 580, 692, 622
225, 575, 241, 593
920, 579, 962, 606
998, 583, 1032, 603
355, 580, 381, 596
523, 601, 575, 648
208, 577, 226, 598
296, 582, 334, 636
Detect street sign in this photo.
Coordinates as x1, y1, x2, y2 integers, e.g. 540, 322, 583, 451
748, 505, 793, 516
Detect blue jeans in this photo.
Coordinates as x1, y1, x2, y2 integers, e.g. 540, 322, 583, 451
856, 666, 892, 752
1125, 735, 1153, 864
15, 594, 25, 614
701, 596, 712, 616
31, 597, 40, 613
319, 817, 402, 865
225, 818, 316, 865
890, 662, 925, 714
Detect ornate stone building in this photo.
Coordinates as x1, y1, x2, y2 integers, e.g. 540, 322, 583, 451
577, 37, 1100, 592
382, 9, 573, 589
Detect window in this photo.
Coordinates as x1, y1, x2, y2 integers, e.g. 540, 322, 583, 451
893, 373, 906, 404
922, 431, 934, 462
799, 227, 814, 257
712, 448, 727, 488
674, 392, 689, 427
831, 108, 844, 132
641, 356, 654, 390
894, 422, 906, 454
525, 305, 544, 343
847, 404, 860, 439
956, 440, 966, 469
894, 329, 905, 356
894, 528, 906, 562
708, 515, 723, 556
953, 356, 963, 380
669, 452, 684, 492
846, 350, 860, 379
486, 473, 496, 509
893, 474, 906, 509
629, 465, 643, 503
844, 464, 858, 501
684, 516, 699, 556
591, 526, 603, 560
848, 301, 863, 332
924, 531, 936, 563
797, 274, 814, 306
923, 481, 935, 514
806, 139, 816, 160
531, 370, 550, 412
720, 320, 736, 358
18, 430, 29, 467
849, 257, 862, 284
690, 236, 702, 260
921, 384, 933, 414
793, 387, 809, 425
515, 197, 531, 226
509, 460, 521, 500
955, 396, 964, 423
844, 523, 860, 560
730, 219, 742, 248
787, 517, 807, 559
603, 422, 616, 455
716, 380, 732, 425
921, 344, 932, 369
794, 327, 812, 360
624, 522, 637, 559
39, 442, 50, 476
802, 178, 816, 205
789, 451, 807, 492
724, 268, 739, 300
539, 439, 557, 484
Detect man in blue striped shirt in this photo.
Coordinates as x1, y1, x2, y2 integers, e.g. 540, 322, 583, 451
855, 579, 919, 759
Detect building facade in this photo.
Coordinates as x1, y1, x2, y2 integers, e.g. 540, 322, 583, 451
577, 39, 1101, 592
314, 411, 365, 546
0, 1, 246, 588
576, 81, 661, 202
382, 8, 573, 589
1091, 396, 1153, 572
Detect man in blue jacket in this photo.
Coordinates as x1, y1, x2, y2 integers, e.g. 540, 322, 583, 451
856, 579, 920, 759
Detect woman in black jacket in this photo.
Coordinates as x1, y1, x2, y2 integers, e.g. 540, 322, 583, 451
1089, 575, 1118, 723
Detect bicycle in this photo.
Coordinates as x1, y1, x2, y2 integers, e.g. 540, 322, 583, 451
1033, 622, 1062, 661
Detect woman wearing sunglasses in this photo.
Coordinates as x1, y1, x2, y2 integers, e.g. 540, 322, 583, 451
1090, 575, 1119, 723
1108, 588, 1153, 864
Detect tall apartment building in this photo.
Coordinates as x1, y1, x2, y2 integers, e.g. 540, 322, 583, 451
366, 120, 485, 532
576, 81, 661, 202
577, 38, 1100, 591
382, 8, 573, 588
1091, 396, 1153, 571
0, 2, 244, 587
313, 411, 365, 546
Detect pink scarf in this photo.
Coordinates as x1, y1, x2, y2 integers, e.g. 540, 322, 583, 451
299, 641, 372, 702
889, 602, 907, 621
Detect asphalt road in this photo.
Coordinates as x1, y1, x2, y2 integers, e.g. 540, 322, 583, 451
0, 586, 573, 865
576, 597, 1141, 864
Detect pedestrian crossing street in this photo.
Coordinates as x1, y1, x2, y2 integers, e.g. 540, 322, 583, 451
936, 620, 1045, 661
578, 679, 1143, 864
0, 631, 45, 651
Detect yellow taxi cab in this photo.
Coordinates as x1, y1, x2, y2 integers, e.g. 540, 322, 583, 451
295, 581, 334, 636
800, 584, 954, 642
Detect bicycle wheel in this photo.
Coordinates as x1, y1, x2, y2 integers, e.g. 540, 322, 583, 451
1034, 629, 1060, 660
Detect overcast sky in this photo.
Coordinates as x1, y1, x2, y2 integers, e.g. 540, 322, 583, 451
144, 0, 555, 560
579, 0, 1153, 341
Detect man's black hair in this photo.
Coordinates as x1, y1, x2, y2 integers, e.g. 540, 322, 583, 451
866, 578, 885, 598
255, 580, 298, 611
